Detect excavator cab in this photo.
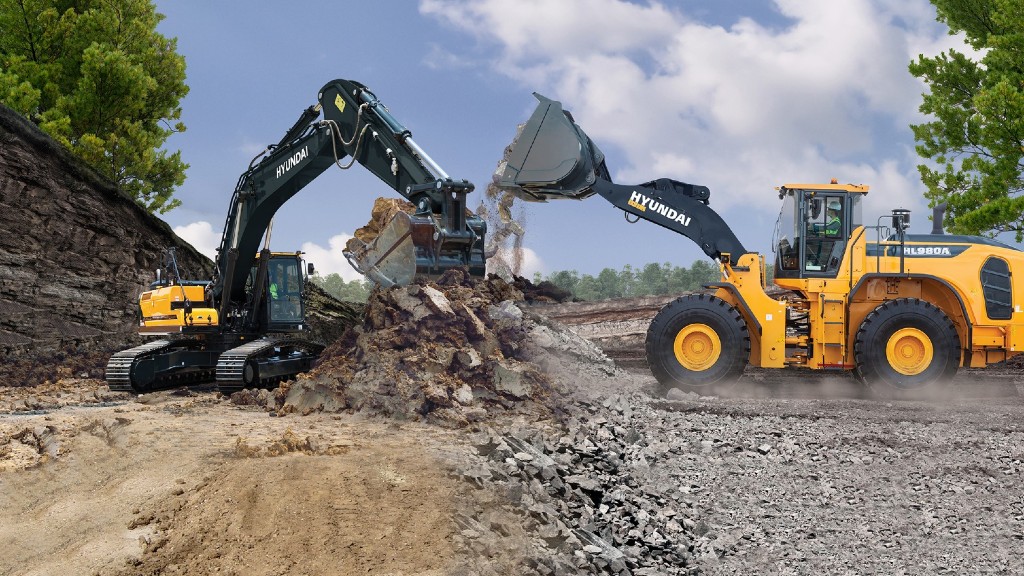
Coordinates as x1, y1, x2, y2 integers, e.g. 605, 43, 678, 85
251, 252, 308, 332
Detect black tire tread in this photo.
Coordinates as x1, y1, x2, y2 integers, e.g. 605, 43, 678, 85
853, 298, 960, 398
645, 293, 750, 396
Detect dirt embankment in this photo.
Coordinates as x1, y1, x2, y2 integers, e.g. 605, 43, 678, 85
0, 104, 210, 384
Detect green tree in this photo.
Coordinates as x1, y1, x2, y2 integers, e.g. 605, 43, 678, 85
574, 273, 600, 301
0, 0, 188, 214
311, 272, 370, 302
667, 263, 691, 293
688, 260, 721, 289
547, 269, 580, 294
594, 267, 623, 299
910, 0, 1024, 239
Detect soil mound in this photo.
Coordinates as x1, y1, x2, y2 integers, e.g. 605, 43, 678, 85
245, 269, 614, 425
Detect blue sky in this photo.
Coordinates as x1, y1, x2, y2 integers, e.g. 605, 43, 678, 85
155, 0, 969, 282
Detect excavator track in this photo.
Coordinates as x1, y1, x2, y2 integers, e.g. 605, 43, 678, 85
216, 338, 324, 394
106, 339, 218, 393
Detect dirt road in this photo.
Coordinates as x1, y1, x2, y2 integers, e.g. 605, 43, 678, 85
0, 382, 472, 576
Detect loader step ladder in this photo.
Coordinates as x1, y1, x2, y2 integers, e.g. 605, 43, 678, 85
818, 295, 848, 370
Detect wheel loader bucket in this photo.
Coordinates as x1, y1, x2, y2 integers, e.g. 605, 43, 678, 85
494, 93, 609, 202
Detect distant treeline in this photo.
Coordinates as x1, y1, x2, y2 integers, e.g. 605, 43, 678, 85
311, 260, 773, 303
310, 273, 372, 303
537, 260, 727, 301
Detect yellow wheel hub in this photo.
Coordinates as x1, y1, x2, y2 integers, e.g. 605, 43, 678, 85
885, 327, 933, 376
673, 324, 721, 371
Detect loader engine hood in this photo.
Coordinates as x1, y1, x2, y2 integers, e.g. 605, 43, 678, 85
495, 93, 609, 201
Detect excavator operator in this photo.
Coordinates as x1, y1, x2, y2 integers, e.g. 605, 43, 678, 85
269, 263, 283, 301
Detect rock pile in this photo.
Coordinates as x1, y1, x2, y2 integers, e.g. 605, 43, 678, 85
240, 269, 609, 425
448, 391, 705, 576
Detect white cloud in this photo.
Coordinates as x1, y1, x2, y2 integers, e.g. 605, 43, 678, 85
174, 221, 221, 260
423, 43, 475, 69
300, 233, 365, 283
419, 0, 964, 225
518, 246, 545, 278
238, 139, 269, 160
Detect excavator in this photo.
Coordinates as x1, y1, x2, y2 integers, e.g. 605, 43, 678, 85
106, 78, 486, 393
496, 93, 1024, 398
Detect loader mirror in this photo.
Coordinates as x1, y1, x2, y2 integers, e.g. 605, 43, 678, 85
307, 262, 315, 276
891, 209, 910, 232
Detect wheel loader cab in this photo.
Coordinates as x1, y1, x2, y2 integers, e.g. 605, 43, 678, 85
774, 185, 865, 279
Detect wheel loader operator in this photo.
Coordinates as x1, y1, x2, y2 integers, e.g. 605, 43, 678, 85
813, 199, 842, 237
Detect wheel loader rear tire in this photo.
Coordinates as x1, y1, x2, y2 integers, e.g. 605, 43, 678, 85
645, 293, 750, 396
853, 298, 960, 399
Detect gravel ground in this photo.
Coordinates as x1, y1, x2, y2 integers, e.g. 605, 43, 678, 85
446, 368, 1024, 575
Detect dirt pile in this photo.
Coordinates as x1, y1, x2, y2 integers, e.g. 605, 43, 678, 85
348, 197, 416, 248
243, 269, 612, 425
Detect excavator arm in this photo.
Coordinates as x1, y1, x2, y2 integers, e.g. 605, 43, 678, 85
319, 79, 485, 286
211, 78, 487, 323
495, 93, 748, 265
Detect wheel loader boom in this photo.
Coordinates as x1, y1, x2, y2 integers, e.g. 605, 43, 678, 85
495, 93, 748, 264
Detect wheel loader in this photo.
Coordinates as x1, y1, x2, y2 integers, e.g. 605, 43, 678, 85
107, 79, 486, 393
495, 93, 1024, 398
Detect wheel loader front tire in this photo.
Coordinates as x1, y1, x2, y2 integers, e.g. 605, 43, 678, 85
646, 294, 750, 396
853, 298, 960, 399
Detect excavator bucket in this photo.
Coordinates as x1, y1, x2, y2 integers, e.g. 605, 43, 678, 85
344, 211, 418, 288
494, 93, 609, 202
344, 208, 488, 287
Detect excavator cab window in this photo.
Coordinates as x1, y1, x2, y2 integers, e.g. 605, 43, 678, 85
267, 257, 304, 325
